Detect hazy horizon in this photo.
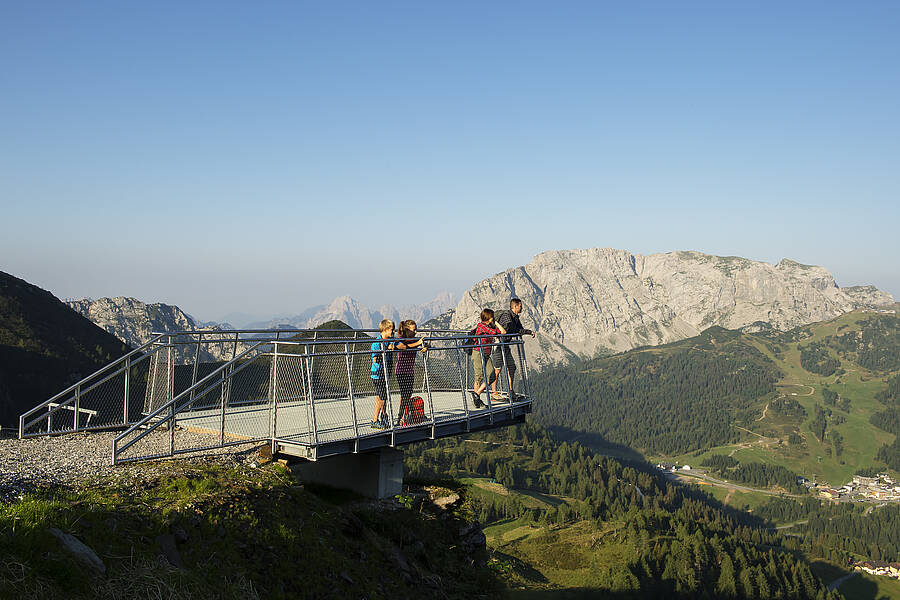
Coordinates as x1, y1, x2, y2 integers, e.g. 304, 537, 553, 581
3, 3, 899, 318
5, 244, 896, 327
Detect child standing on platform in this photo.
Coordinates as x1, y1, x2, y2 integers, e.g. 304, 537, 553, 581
394, 319, 426, 425
370, 319, 395, 429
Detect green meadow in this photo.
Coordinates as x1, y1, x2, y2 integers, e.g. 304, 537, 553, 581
662, 312, 899, 488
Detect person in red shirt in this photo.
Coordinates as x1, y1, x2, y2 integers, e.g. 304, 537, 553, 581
470, 308, 505, 408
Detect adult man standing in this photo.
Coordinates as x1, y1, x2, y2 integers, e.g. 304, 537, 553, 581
491, 298, 535, 401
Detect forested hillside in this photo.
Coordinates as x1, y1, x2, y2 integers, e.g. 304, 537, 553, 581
529, 326, 782, 455
527, 312, 900, 486
405, 424, 842, 598
0, 272, 129, 428
873, 373, 900, 470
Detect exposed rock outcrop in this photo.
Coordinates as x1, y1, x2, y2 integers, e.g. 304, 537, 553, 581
450, 248, 894, 368
66, 297, 239, 362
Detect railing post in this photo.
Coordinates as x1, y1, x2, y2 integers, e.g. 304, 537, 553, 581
219, 367, 227, 446
302, 344, 314, 444
169, 402, 175, 457
167, 336, 175, 411
422, 345, 436, 438
345, 341, 359, 448
123, 356, 131, 426
499, 334, 511, 400
74, 383, 81, 431
232, 332, 239, 360
483, 350, 494, 425
305, 352, 319, 446
519, 339, 531, 400
454, 339, 470, 430
382, 344, 396, 445
190, 333, 203, 405
271, 342, 279, 441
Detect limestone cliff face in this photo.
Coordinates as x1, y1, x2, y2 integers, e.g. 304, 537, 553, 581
449, 248, 895, 368
66, 297, 239, 362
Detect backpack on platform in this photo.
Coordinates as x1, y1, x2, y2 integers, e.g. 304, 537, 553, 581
400, 396, 427, 426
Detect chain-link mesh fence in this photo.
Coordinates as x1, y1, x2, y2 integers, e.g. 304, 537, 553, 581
114, 341, 271, 463
18, 328, 532, 463
19, 338, 163, 437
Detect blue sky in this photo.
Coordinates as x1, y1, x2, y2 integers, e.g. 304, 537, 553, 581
2, 1, 898, 321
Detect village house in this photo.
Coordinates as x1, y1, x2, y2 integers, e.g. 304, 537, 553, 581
853, 560, 900, 580
819, 488, 841, 500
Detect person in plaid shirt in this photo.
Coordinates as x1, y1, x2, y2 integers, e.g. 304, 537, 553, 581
491, 298, 535, 401
470, 308, 506, 408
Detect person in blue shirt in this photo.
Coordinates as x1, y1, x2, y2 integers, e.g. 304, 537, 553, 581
370, 319, 395, 429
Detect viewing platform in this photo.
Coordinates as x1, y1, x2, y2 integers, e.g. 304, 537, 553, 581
19, 327, 533, 495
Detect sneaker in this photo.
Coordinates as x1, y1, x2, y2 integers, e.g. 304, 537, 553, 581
371, 420, 385, 430
490, 392, 507, 402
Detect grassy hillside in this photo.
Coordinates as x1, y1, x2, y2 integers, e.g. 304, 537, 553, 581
0, 457, 497, 599
530, 311, 900, 487
0, 271, 129, 429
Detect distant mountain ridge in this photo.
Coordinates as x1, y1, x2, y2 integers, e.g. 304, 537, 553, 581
66, 292, 457, 357
449, 248, 895, 367
247, 292, 457, 330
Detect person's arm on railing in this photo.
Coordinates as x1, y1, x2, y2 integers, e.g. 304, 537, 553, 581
396, 336, 427, 352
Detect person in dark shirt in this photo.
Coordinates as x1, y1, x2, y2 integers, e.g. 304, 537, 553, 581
491, 298, 534, 400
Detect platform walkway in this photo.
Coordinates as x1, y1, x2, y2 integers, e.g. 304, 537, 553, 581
19, 328, 533, 468
176, 390, 530, 460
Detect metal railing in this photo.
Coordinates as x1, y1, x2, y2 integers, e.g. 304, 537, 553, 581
112, 329, 531, 463
18, 328, 533, 464
18, 328, 373, 438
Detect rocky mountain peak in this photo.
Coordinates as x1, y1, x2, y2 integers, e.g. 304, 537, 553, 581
66, 297, 235, 361
450, 247, 894, 368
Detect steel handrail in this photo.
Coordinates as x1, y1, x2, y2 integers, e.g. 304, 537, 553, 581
267, 338, 525, 359
150, 327, 465, 335
20, 343, 166, 435
19, 333, 164, 420
269, 332, 522, 347
113, 340, 268, 458
18, 333, 167, 437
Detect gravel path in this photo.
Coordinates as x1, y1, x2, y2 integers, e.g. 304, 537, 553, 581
0, 430, 265, 500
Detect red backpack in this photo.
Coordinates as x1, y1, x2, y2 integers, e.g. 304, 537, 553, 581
400, 396, 427, 426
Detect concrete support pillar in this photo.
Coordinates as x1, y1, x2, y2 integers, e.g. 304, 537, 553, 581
292, 448, 404, 499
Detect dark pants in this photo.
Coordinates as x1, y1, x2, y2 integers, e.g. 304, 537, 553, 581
396, 372, 414, 419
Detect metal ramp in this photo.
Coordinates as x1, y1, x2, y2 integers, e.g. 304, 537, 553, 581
19, 328, 533, 464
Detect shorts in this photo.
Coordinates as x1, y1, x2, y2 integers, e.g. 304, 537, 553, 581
472, 352, 495, 387
373, 377, 388, 401
491, 344, 517, 372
